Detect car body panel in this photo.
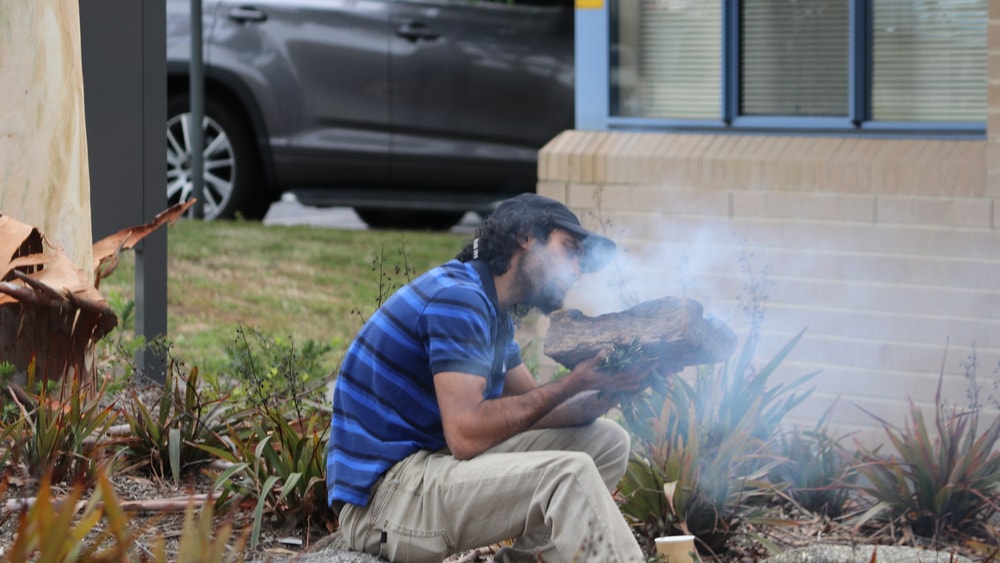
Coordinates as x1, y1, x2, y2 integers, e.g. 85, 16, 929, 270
210, 0, 391, 187
389, 0, 574, 196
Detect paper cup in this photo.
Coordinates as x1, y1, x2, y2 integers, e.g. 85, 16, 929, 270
654, 535, 698, 563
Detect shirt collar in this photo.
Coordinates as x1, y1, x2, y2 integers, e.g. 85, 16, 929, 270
468, 260, 500, 310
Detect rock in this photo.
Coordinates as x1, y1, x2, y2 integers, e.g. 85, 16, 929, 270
762, 544, 974, 563
285, 533, 386, 563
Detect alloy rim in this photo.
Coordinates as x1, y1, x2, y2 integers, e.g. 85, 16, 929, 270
166, 111, 235, 220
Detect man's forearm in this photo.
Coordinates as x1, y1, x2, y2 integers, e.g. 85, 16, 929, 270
439, 373, 583, 459
532, 391, 614, 429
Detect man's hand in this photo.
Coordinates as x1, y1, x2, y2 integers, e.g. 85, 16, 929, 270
565, 351, 654, 396
529, 353, 659, 428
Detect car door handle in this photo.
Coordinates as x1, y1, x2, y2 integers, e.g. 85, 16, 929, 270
227, 6, 268, 23
395, 21, 440, 42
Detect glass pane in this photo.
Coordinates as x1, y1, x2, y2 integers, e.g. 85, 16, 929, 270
872, 0, 986, 122
741, 0, 849, 116
613, 0, 721, 119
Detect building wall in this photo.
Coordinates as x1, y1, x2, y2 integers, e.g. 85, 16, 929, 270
536, 132, 999, 442
990, 0, 1000, 197
535, 4, 1000, 444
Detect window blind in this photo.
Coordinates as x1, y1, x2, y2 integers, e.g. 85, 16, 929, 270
741, 0, 850, 117
616, 0, 721, 119
872, 0, 986, 122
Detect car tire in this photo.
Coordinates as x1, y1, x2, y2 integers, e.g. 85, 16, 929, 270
166, 94, 268, 220
355, 208, 466, 231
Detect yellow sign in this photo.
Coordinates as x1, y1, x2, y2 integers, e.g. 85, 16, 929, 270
576, 0, 604, 8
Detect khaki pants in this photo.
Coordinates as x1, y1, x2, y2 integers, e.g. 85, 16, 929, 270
338, 418, 644, 563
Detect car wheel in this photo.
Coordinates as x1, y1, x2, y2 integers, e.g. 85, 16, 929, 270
166, 94, 267, 220
355, 209, 466, 231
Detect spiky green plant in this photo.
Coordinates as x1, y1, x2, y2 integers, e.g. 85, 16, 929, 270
9, 372, 117, 484
851, 348, 1000, 541
199, 406, 332, 551
617, 328, 817, 557
0, 361, 20, 423
4, 468, 143, 562
767, 405, 857, 519
4, 465, 248, 563
120, 358, 230, 484
151, 495, 249, 563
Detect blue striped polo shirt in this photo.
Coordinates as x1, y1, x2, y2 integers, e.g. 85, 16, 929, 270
326, 259, 521, 508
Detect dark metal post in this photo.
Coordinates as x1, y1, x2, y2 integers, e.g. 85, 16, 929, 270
136, 0, 169, 382
80, 0, 168, 384
190, 0, 205, 218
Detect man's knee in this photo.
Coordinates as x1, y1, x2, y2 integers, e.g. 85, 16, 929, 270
586, 419, 631, 487
591, 419, 630, 458
549, 450, 605, 486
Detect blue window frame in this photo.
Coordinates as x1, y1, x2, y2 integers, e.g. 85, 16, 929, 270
576, 0, 986, 138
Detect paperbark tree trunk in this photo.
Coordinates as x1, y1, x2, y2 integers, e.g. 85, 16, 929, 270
0, 1, 95, 385
0, 0, 93, 273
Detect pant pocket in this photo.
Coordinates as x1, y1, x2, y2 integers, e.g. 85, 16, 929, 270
383, 525, 453, 563
340, 481, 390, 555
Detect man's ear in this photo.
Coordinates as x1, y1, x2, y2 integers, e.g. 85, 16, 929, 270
507, 233, 533, 272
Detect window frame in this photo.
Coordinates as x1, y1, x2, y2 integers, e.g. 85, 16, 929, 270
593, 0, 985, 139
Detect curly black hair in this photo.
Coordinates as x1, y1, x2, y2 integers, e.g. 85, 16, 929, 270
455, 202, 559, 276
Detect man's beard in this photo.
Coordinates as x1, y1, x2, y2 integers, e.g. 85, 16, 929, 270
511, 246, 567, 315
518, 281, 564, 315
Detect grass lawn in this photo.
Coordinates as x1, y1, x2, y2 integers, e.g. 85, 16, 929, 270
99, 219, 469, 376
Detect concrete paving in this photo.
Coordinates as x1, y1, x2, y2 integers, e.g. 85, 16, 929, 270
262, 192, 482, 234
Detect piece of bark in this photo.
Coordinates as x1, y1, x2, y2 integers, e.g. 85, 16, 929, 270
81, 423, 134, 447
0, 199, 193, 386
544, 296, 738, 370
3, 494, 211, 515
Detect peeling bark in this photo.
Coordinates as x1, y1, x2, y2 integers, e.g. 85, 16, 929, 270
0, 200, 194, 386
544, 296, 739, 371
92, 200, 195, 288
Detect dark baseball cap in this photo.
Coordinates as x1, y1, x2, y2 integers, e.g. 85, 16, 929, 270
493, 193, 616, 273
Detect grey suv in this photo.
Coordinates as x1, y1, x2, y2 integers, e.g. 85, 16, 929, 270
166, 0, 574, 228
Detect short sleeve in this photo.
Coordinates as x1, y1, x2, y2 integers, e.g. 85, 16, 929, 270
421, 286, 496, 378
503, 317, 522, 371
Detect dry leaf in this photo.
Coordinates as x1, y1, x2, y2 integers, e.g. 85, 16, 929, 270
663, 481, 678, 515
93, 198, 195, 287
0, 198, 195, 383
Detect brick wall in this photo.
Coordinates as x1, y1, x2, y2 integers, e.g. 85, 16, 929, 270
536, 132, 999, 443
990, 0, 1000, 196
